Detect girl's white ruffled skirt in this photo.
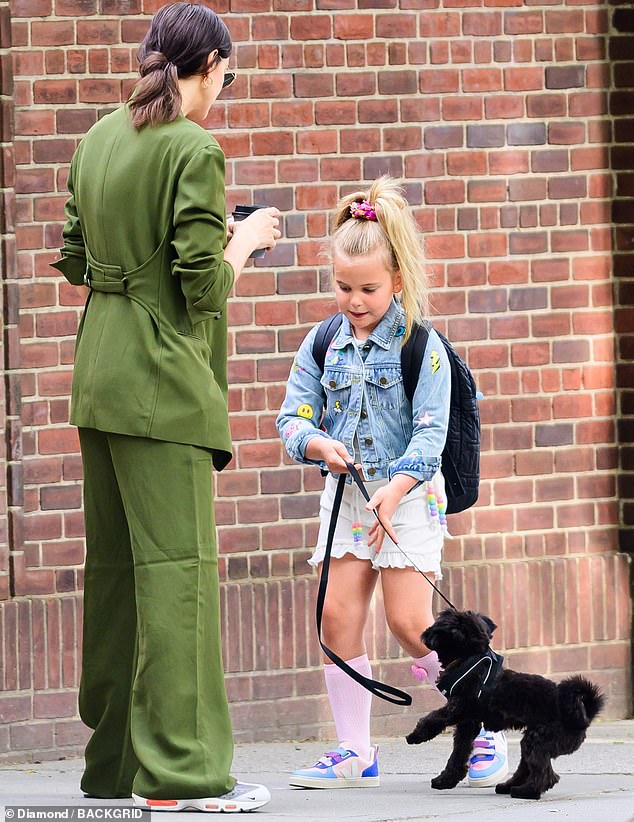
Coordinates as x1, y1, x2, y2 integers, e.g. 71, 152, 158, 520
310, 471, 448, 580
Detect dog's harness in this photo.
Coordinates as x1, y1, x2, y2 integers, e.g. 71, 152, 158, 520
436, 648, 504, 704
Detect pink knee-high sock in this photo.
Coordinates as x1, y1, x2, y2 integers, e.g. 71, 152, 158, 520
411, 650, 442, 685
324, 654, 372, 761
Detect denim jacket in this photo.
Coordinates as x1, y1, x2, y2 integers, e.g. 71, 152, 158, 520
276, 299, 451, 484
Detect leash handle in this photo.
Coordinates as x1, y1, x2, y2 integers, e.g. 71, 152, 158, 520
317, 472, 412, 706
344, 462, 457, 612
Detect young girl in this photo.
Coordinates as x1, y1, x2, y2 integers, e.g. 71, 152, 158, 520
276, 177, 506, 789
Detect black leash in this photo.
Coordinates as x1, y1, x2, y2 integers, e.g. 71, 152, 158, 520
316, 463, 458, 706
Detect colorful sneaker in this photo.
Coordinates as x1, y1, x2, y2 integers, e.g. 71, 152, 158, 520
467, 728, 509, 787
289, 746, 379, 789
132, 781, 271, 812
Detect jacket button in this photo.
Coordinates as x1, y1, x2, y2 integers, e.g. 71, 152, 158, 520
329, 380, 336, 389
368, 467, 376, 476
360, 410, 367, 419
364, 437, 373, 446
379, 377, 388, 385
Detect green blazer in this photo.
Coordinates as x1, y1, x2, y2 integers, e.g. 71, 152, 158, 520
51, 106, 235, 470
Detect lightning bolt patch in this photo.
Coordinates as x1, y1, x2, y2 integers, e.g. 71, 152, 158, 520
430, 350, 441, 374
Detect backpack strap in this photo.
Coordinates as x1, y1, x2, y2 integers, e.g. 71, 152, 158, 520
400, 322, 430, 404
312, 312, 344, 371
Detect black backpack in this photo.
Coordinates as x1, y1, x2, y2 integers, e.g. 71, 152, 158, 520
312, 313, 480, 514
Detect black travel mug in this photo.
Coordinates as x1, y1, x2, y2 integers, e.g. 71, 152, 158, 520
231, 204, 268, 259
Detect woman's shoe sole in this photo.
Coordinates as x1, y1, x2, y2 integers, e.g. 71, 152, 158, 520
132, 790, 270, 813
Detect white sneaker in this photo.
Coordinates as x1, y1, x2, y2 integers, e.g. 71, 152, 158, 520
132, 781, 271, 812
467, 728, 509, 787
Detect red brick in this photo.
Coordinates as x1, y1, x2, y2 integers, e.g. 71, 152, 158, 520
442, 96, 483, 121
79, 79, 121, 103
250, 74, 292, 100
505, 11, 543, 35
227, 103, 269, 129
545, 10, 584, 34
237, 442, 281, 469
77, 20, 120, 45
38, 429, 79, 456
10, 721, 55, 751
31, 21, 74, 46
237, 498, 279, 524
467, 180, 506, 203
474, 509, 514, 534
516, 506, 554, 531
334, 15, 373, 40
33, 692, 77, 719
291, 15, 331, 40
424, 180, 464, 205
468, 233, 507, 258
296, 184, 336, 210
420, 13, 460, 38
320, 157, 360, 181
470, 345, 509, 370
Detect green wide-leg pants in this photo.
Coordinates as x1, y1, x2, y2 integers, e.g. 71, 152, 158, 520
77, 428, 235, 800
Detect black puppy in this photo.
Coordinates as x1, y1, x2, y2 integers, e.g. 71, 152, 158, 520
406, 609, 605, 800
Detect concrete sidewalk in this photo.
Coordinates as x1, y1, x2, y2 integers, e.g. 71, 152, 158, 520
1, 721, 633, 822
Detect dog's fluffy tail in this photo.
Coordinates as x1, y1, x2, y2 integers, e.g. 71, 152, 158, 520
558, 676, 605, 730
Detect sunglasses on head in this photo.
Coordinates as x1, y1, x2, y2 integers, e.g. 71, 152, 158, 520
222, 71, 236, 89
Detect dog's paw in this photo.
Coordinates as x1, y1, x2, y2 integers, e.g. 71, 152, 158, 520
407, 722, 436, 743
431, 774, 459, 791
510, 785, 542, 800
494, 781, 513, 795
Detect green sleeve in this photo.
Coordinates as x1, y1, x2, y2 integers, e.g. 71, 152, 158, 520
172, 143, 235, 325
49, 149, 87, 285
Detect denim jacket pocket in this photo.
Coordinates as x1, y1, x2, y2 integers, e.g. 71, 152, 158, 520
365, 367, 404, 410
321, 368, 353, 427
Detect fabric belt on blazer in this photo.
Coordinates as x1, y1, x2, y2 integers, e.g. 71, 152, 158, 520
84, 249, 127, 293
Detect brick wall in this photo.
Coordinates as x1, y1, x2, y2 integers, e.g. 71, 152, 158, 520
613, 8, 634, 603
0, 0, 632, 761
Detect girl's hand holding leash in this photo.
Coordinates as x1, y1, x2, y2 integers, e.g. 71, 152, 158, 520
366, 474, 417, 552
305, 438, 361, 476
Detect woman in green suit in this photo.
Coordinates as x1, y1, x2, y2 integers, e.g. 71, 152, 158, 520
51, 3, 279, 812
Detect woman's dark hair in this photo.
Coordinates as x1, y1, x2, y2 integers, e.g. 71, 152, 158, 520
128, 2, 232, 129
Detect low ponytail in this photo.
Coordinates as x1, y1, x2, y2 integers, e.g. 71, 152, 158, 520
127, 3, 232, 130
129, 51, 181, 129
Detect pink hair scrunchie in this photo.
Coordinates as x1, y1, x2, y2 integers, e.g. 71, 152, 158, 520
349, 200, 377, 222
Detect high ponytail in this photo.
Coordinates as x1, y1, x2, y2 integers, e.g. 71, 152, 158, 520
128, 2, 232, 130
331, 176, 428, 344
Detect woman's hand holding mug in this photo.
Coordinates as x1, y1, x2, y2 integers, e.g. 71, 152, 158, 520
224, 205, 280, 276
233, 205, 280, 257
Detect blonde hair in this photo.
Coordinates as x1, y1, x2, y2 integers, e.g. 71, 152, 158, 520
330, 176, 428, 343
